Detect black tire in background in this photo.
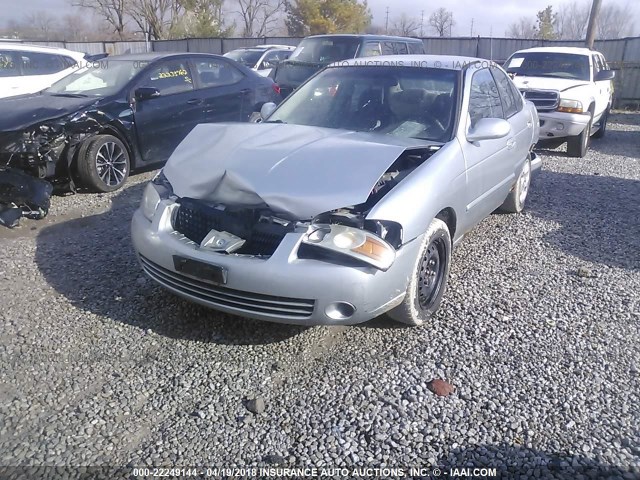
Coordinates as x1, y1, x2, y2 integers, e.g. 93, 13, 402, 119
593, 107, 609, 139
566, 111, 593, 158
388, 218, 452, 326
77, 134, 130, 192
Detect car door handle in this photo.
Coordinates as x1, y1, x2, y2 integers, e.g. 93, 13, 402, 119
240, 89, 251, 95
187, 98, 203, 105
506, 138, 516, 150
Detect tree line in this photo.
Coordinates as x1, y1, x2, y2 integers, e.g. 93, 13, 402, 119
507, 1, 633, 40
0, 0, 633, 42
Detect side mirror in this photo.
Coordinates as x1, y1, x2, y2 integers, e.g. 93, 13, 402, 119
135, 86, 160, 101
260, 102, 277, 119
595, 70, 615, 81
467, 118, 511, 142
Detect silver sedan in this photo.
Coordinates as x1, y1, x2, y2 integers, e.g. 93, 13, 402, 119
131, 55, 541, 326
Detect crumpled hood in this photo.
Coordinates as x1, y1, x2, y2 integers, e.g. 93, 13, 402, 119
0, 93, 99, 132
512, 76, 590, 93
163, 123, 434, 219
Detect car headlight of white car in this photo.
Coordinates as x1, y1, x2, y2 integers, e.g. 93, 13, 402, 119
301, 224, 396, 271
557, 98, 584, 114
141, 170, 173, 221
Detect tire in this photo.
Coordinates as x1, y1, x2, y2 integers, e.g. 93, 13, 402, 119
592, 107, 609, 139
499, 155, 532, 213
566, 111, 593, 158
77, 134, 130, 192
387, 218, 451, 326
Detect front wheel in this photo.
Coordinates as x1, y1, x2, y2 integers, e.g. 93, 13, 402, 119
592, 107, 609, 139
387, 218, 451, 326
566, 112, 592, 158
77, 135, 130, 192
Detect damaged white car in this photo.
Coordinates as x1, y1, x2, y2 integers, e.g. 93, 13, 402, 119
132, 55, 541, 326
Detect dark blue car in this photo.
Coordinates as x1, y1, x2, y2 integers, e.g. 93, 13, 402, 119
0, 52, 281, 192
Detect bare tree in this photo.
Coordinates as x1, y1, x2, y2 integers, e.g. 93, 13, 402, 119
390, 13, 419, 37
429, 7, 454, 37
128, 0, 183, 40
506, 16, 536, 39
25, 11, 59, 40
597, 2, 632, 39
236, 0, 284, 37
72, 0, 128, 39
556, 1, 589, 39
61, 13, 90, 41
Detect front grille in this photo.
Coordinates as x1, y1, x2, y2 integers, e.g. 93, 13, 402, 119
521, 89, 560, 111
139, 255, 315, 319
172, 198, 292, 256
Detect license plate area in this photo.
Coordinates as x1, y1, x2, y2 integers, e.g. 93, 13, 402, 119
172, 256, 227, 284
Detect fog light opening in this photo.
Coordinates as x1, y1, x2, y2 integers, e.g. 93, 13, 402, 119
325, 302, 356, 321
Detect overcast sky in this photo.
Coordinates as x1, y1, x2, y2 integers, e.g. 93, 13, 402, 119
2, 0, 639, 37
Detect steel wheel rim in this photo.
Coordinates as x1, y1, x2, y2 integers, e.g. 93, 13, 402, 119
96, 141, 127, 187
418, 237, 447, 309
518, 160, 531, 205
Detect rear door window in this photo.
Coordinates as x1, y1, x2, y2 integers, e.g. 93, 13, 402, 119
0, 51, 19, 77
20, 52, 68, 76
408, 42, 425, 54
362, 41, 382, 57
194, 59, 244, 88
491, 67, 520, 118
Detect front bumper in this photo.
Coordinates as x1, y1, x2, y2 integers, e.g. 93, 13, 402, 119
131, 202, 422, 326
538, 111, 591, 139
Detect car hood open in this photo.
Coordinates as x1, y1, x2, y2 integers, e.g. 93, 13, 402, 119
163, 123, 436, 219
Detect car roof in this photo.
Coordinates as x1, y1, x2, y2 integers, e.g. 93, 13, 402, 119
305, 34, 424, 43
513, 47, 598, 56
331, 54, 490, 70
0, 42, 86, 59
106, 52, 225, 62
229, 45, 294, 52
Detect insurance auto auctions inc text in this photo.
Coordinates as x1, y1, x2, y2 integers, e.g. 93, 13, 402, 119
200, 466, 498, 477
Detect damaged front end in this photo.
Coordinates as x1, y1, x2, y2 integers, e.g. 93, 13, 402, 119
144, 145, 439, 270
0, 112, 106, 190
0, 167, 53, 228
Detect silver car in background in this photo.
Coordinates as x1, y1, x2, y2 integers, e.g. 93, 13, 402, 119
132, 55, 541, 326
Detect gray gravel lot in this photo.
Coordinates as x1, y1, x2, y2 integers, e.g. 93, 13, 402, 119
0, 113, 638, 477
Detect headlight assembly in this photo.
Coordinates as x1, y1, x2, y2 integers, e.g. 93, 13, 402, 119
140, 170, 173, 221
301, 224, 396, 271
557, 99, 584, 114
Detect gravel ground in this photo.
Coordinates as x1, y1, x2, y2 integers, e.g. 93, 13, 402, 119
0, 113, 638, 478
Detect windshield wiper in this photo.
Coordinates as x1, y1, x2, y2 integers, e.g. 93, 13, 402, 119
264, 119, 286, 124
48, 92, 89, 98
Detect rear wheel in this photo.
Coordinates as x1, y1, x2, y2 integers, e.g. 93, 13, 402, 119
566, 112, 592, 158
499, 155, 531, 213
388, 218, 451, 326
77, 134, 130, 192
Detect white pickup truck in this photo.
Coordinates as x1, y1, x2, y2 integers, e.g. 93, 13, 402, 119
504, 47, 615, 157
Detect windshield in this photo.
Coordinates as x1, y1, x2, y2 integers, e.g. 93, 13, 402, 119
505, 52, 590, 81
268, 66, 458, 142
224, 49, 263, 68
288, 37, 360, 64
46, 60, 146, 96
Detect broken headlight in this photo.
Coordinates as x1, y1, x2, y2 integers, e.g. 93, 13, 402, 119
301, 224, 396, 271
141, 170, 173, 221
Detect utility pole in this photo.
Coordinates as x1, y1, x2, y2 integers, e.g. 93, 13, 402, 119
420, 10, 424, 37
585, 0, 602, 48
470, 18, 474, 37
385, 7, 389, 34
